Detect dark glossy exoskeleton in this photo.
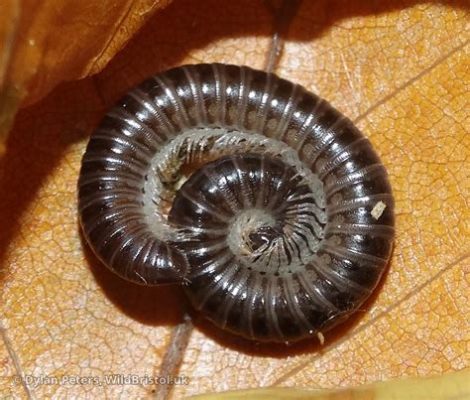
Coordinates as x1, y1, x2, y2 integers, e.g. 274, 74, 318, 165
78, 64, 394, 343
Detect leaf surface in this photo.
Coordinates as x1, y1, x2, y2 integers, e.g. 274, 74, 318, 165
0, 1, 468, 398
0, 0, 170, 151
190, 369, 470, 400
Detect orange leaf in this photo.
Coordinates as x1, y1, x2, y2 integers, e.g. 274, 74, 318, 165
0, 0, 171, 152
0, 1, 469, 398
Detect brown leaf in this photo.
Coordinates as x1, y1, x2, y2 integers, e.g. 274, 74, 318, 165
0, 0, 171, 152
190, 369, 470, 399
0, 0, 469, 398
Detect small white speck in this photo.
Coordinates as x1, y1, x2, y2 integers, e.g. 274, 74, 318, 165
371, 201, 387, 220
317, 331, 325, 345
28, 39, 35, 46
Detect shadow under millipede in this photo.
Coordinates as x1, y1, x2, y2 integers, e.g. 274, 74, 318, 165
81, 229, 188, 327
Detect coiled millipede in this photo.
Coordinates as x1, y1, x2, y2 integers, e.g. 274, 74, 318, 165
78, 63, 394, 343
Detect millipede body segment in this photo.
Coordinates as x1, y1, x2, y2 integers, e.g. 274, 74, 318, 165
78, 64, 394, 343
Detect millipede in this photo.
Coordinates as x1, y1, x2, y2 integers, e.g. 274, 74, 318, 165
78, 63, 395, 343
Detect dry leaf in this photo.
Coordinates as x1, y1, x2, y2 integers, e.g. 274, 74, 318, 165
190, 368, 470, 399
0, 0, 171, 152
0, 0, 469, 398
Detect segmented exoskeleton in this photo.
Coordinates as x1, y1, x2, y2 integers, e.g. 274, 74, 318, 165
78, 64, 394, 343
